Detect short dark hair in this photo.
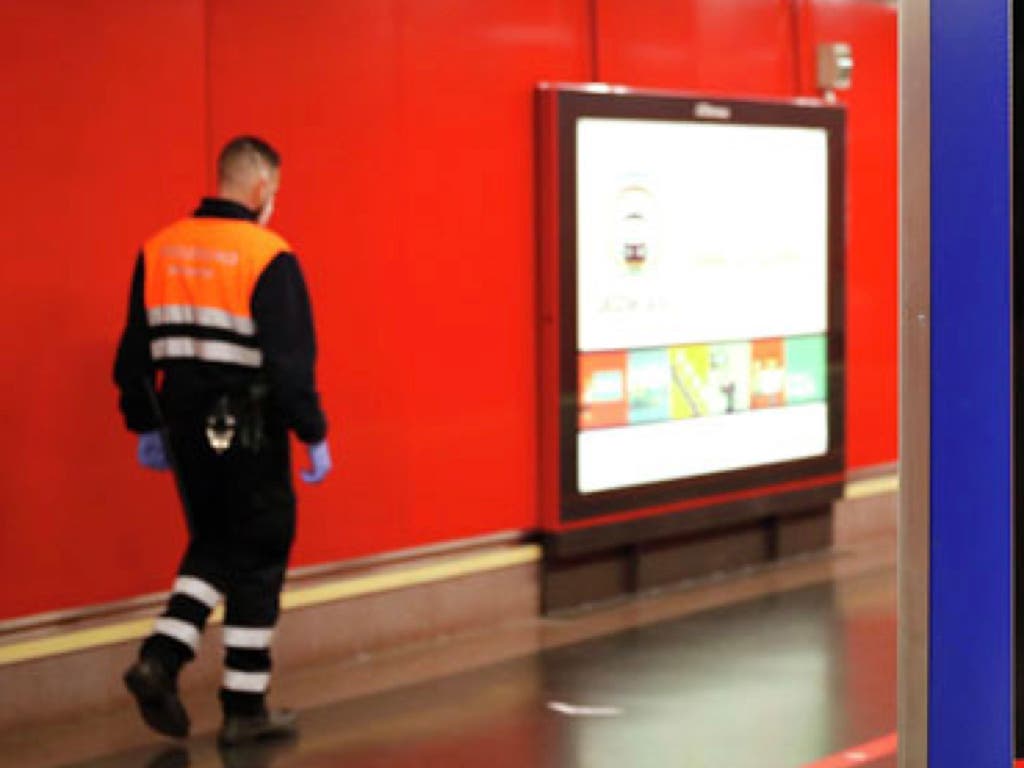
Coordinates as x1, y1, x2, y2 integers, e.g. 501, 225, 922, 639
217, 135, 281, 183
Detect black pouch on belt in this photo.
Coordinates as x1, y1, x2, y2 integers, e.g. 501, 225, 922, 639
237, 378, 268, 453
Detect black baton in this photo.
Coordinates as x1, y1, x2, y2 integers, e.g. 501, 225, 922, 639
141, 377, 195, 536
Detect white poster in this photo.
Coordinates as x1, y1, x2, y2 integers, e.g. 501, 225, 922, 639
577, 118, 828, 351
574, 116, 832, 493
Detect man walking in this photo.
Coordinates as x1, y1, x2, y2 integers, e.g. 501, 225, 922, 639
114, 136, 331, 746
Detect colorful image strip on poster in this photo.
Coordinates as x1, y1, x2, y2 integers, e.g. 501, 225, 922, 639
784, 335, 828, 404
579, 334, 827, 431
627, 349, 672, 424
669, 343, 754, 418
579, 352, 628, 429
707, 342, 752, 415
668, 345, 708, 419
751, 338, 786, 409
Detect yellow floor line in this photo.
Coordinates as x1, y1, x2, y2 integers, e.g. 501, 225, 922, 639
0, 619, 156, 667
0, 545, 542, 668
844, 474, 899, 500
281, 546, 541, 610
0, 476, 899, 669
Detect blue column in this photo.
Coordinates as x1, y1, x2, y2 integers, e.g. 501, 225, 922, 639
930, 0, 1012, 765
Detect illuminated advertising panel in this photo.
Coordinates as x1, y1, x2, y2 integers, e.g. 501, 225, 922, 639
541, 89, 845, 522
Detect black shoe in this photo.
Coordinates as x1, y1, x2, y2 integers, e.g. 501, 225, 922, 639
124, 658, 190, 739
217, 737, 298, 768
146, 746, 190, 768
218, 709, 298, 747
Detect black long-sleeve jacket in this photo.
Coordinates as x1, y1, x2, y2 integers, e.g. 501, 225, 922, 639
113, 198, 327, 444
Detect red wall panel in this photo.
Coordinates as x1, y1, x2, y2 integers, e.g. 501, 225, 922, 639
0, 0, 896, 621
0, 1, 206, 619
205, 0, 590, 569
596, 0, 797, 95
802, 2, 898, 469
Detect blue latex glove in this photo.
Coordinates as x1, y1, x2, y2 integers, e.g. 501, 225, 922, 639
137, 430, 170, 471
301, 440, 332, 484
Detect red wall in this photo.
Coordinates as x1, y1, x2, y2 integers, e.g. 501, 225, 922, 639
804, 1, 899, 469
0, 0, 896, 621
0, 1, 203, 619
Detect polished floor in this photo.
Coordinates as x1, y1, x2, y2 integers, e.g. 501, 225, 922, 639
6, 541, 896, 768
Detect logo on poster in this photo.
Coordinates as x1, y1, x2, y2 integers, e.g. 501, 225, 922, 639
614, 184, 658, 276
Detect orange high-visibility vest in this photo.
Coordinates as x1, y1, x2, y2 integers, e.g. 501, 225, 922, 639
143, 218, 290, 369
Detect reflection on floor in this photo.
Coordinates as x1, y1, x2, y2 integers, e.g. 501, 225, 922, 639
5, 537, 896, 768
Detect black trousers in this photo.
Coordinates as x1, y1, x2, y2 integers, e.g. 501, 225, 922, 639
141, 406, 296, 715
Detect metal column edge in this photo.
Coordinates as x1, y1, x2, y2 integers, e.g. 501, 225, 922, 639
898, 0, 931, 765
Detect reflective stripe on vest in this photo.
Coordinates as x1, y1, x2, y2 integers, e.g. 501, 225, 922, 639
143, 218, 289, 368
147, 305, 256, 336
151, 337, 263, 368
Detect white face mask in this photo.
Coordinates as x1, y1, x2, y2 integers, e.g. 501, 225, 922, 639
257, 194, 275, 226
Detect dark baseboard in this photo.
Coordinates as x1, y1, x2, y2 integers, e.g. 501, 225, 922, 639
541, 485, 839, 613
